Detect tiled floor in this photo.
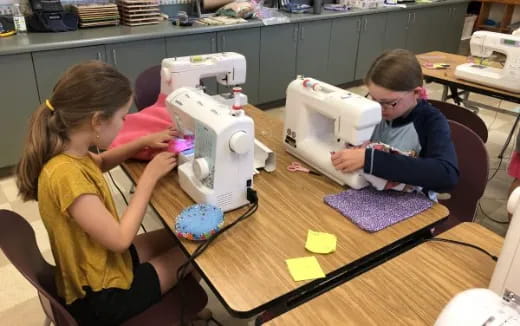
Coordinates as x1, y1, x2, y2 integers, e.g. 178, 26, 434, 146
0, 82, 516, 325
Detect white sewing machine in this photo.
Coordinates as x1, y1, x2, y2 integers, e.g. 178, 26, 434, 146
454, 31, 520, 93
160, 52, 247, 99
166, 87, 254, 212
434, 187, 520, 325
284, 76, 381, 189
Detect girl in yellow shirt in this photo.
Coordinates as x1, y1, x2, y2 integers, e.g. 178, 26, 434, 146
16, 61, 198, 325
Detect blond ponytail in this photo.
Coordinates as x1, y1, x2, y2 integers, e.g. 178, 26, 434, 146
16, 102, 67, 201
15, 60, 132, 201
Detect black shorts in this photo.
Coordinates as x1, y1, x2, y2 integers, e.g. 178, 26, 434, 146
67, 245, 162, 326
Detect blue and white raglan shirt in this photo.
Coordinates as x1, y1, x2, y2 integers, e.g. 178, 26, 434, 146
364, 99, 459, 194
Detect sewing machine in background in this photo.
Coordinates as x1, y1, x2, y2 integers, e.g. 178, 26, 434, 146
455, 31, 520, 93
434, 187, 520, 325
284, 76, 381, 189
166, 87, 254, 212
160, 52, 248, 106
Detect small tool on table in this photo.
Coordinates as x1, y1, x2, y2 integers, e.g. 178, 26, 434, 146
287, 161, 321, 175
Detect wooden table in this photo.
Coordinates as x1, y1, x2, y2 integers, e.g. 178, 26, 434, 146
417, 51, 520, 105
418, 51, 520, 158
266, 223, 503, 325
122, 105, 449, 320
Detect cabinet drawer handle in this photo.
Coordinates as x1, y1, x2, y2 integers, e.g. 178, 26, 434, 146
300, 26, 304, 40
112, 49, 117, 65
356, 19, 361, 31
452, 7, 456, 16
97, 51, 102, 61
222, 35, 226, 50
364, 18, 368, 31
293, 25, 298, 42
211, 37, 216, 51
413, 12, 416, 24
407, 13, 411, 25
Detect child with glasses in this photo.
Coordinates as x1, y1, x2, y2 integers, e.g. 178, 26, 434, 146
331, 49, 459, 196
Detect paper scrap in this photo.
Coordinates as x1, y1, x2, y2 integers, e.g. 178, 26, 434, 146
285, 256, 326, 282
305, 230, 337, 254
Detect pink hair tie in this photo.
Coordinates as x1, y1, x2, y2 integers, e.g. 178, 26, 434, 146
418, 87, 428, 100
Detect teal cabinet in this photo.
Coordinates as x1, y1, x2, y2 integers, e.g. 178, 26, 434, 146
258, 24, 298, 103
32, 45, 106, 102
328, 16, 360, 85
355, 13, 387, 80
106, 38, 166, 85
217, 28, 261, 105
384, 10, 409, 51
0, 54, 40, 168
296, 20, 332, 82
406, 8, 433, 54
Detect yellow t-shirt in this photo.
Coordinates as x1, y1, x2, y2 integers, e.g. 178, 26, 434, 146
38, 153, 133, 304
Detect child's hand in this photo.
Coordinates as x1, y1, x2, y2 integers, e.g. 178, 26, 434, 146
143, 127, 177, 149
144, 152, 177, 180
331, 148, 365, 173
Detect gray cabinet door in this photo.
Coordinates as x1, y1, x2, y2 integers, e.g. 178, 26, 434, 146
445, 3, 467, 53
406, 8, 432, 54
384, 10, 409, 51
0, 54, 40, 168
296, 20, 332, 82
106, 38, 166, 84
217, 28, 260, 105
32, 45, 106, 102
166, 33, 217, 95
258, 24, 298, 104
429, 6, 449, 52
106, 39, 166, 111
355, 13, 387, 80
328, 16, 360, 85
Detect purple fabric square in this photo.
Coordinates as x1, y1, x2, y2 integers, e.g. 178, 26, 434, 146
324, 187, 433, 232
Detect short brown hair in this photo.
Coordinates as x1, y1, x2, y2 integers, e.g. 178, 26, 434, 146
365, 49, 423, 91
16, 61, 132, 201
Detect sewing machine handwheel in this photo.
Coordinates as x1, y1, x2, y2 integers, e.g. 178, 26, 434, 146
229, 131, 251, 154
193, 158, 210, 180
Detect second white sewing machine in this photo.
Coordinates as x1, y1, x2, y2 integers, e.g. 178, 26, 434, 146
284, 76, 382, 189
160, 52, 247, 104
167, 87, 255, 212
455, 31, 520, 93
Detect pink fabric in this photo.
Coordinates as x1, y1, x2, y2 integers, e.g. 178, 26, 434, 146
508, 151, 520, 179
110, 94, 193, 161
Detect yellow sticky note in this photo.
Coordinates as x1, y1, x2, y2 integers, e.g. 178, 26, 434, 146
305, 230, 337, 254
285, 256, 326, 282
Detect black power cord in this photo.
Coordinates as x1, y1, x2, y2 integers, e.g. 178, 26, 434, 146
422, 237, 498, 261
178, 188, 259, 325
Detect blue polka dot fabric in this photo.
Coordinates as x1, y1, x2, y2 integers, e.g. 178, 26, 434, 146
175, 204, 224, 240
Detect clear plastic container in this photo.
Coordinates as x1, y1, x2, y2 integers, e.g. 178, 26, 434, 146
12, 3, 27, 33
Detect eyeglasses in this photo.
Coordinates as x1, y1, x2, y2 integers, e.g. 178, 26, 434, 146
365, 92, 409, 110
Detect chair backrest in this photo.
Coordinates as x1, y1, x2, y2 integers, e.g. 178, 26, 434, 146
134, 65, 161, 111
0, 209, 78, 326
429, 99, 488, 143
439, 121, 489, 228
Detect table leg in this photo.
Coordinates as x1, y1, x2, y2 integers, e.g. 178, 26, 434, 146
441, 85, 448, 102
449, 86, 463, 105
